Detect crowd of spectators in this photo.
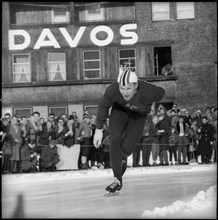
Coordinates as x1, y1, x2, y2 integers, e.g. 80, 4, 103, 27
1, 104, 217, 174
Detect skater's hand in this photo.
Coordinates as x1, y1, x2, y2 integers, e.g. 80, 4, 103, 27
93, 129, 103, 148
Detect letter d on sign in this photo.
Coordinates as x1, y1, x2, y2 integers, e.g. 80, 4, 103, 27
9, 30, 31, 50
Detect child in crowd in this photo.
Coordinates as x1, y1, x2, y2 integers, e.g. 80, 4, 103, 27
168, 127, 178, 165
40, 139, 60, 171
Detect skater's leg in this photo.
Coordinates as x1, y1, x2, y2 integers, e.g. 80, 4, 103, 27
109, 108, 129, 182
121, 116, 146, 157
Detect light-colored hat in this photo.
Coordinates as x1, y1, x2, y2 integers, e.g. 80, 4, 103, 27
117, 68, 138, 86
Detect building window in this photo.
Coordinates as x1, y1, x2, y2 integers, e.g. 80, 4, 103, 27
49, 107, 67, 118
48, 53, 66, 81
75, 2, 135, 23
118, 49, 136, 71
84, 105, 98, 116
152, 2, 170, 21
176, 2, 195, 19
12, 54, 31, 83
14, 108, 32, 118
154, 46, 172, 76
83, 50, 101, 79
10, 2, 70, 25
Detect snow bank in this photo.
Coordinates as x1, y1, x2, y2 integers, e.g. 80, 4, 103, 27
141, 185, 217, 219
2, 164, 216, 184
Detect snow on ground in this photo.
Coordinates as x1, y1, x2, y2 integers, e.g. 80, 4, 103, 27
141, 184, 217, 219
2, 163, 217, 219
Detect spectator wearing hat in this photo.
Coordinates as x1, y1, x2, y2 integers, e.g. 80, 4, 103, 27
197, 116, 214, 164
78, 114, 92, 169
39, 139, 59, 171
20, 140, 38, 173
170, 109, 178, 129
176, 115, 190, 164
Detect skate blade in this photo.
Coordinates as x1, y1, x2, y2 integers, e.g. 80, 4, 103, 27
103, 191, 119, 197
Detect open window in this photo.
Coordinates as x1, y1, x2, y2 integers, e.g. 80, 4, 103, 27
154, 46, 173, 76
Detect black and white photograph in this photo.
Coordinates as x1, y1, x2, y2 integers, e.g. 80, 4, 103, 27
1, 2, 217, 219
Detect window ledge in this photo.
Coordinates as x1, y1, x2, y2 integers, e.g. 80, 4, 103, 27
2, 75, 177, 88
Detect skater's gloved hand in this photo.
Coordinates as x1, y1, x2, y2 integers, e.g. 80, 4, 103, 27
93, 129, 103, 148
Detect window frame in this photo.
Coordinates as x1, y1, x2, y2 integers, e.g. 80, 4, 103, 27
13, 107, 32, 118
84, 105, 98, 116
153, 45, 173, 76
9, 2, 70, 26
82, 50, 101, 80
49, 106, 68, 118
151, 2, 170, 21
75, 2, 136, 24
12, 53, 31, 83
48, 52, 66, 81
176, 2, 195, 20
51, 8, 70, 24
118, 48, 136, 72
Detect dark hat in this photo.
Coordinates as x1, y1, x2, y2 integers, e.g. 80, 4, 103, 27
68, 115, 74, 120
49, 139, 57, 145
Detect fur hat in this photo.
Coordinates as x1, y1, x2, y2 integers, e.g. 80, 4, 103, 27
117, 68, 138, 86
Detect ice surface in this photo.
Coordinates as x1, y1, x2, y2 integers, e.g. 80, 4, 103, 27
2, 163, 217, 219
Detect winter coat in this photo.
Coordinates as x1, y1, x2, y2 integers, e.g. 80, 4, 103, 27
8, 123, 22, 161
54, 125, 69, 145
39, 123, 56, 146
20, 145, 37, 171
40, 145, 59, 168
198, 123, 214, 156
149, 122, 159, 144
157, 116, 170, 150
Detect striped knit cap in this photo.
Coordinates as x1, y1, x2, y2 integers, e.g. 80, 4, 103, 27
117, 68, 138, 86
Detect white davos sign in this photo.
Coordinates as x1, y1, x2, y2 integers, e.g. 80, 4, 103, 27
9, 24, 138, 50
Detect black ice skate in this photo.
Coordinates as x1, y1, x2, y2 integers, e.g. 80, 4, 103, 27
104, 177, 122, 196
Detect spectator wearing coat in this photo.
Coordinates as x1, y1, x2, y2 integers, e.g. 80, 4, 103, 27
140, 118, 152, 166
40, 139, 60, 171
197, 116, 214, 164
78, 114, 92, 169
20, 140, 38, 173
168, 127, 178, 165
63, 115, 74, 148
2, 134, 13, 173
157, 106, 170, 166
54, 117, 69, 145
176, 115, 190, 164
39, 121, 56, 147
8, 115, 22, 173
26, 111, 42, 146
149, 115, 160, 166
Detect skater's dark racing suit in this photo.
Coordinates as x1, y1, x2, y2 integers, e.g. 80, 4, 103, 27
95, 80, 165, 182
